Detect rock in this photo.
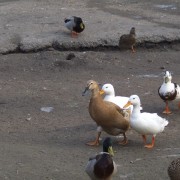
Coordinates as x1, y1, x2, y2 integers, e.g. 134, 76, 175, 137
66, 53, 75, 60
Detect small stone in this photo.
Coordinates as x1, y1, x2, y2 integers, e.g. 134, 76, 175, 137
104, 40, 108, 44
160, 66, 165, 69
148, 59, 153, 63
66, 53, 75, 60
26, 117, 31, 121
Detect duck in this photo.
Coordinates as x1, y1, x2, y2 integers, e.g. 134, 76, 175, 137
168, 158, 180, 180
85, 137, 117, 180
100, 83, 134, 113
119, 27, 136, 53
82, 80, 130, 146
158, 71, 180, 114
64, 16, 85, 37
123, 95, 169, 148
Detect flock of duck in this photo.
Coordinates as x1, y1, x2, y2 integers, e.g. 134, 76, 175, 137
64, 15, 180, 180
82, 72, 180, 179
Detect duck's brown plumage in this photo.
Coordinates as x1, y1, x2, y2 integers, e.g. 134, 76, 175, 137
83, 80, 130, 145
119, 27, 136, 53
89, 95, 129, 134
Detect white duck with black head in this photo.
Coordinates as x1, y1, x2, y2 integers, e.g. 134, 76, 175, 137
158, 71, 180, 114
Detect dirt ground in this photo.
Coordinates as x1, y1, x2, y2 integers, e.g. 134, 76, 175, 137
0, 45, 180, 180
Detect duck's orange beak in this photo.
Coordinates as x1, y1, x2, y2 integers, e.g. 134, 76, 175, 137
99, 89, 105, 95
123, 101, 132, 108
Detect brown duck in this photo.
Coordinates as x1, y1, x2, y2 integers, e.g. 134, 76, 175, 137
119, 27, 136, 53
82, 80, 130, 146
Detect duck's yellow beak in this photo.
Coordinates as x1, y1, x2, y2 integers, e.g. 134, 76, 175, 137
99, 89, 105, 95
108, 146, 114, 156
80, 22, 84, 29
123, 101, 132, 108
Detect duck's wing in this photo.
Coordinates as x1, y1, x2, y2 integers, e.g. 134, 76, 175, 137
64, 17, 75, 31
94, 153, 114, 179
112, 96, 129, 108
120, 34, 129, 42
140, 112, 168, 128
85, 158, 97, 179
104, 95, 129, 108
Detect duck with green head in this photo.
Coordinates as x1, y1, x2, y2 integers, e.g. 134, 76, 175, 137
64, 16, 85, 37
85, 137, 117, 180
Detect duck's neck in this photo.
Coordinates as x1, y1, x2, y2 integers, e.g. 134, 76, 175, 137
90, 88, 104, 107
132, 104, 141, 115
110, 89, 115, 96
91, 88, 100, 98
106, 92, 115, 99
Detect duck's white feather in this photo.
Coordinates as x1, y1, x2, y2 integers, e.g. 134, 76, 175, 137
131, 112, 168, 136
159, 83, 176, 96
101, 84, 140, 112
64, 17, 75, 31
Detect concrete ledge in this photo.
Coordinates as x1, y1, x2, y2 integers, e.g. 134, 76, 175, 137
0, 0, 180, 54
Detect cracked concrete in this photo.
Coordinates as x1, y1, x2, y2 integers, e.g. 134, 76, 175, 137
0, 0, 180, 53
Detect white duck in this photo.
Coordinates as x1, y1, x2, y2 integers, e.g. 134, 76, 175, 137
85, 137, 117, 180
100, 84, 142, 113
123, 95, 169, 149
158, 71, 180, 114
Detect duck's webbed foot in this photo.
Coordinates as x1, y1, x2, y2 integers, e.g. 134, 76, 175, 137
86, 131, 101, 146
118, 132, 128, 145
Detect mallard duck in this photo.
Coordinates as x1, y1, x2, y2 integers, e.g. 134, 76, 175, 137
158, 71, 180, 114
168, 158, 180, 180
123, 95, 168, 148
85, 137, 117, 180
82, 80, 130, 146
119, 27, 136, 53
64, 16, 85, 37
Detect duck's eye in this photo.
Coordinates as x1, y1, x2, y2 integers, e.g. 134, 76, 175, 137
133, 98, 135, 100
106, 87, 108, 88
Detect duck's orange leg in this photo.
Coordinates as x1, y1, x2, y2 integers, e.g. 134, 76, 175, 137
142, 135, 147, 144
71, 31, 78, 38
118, 132, 128, 145
144, 136, 155, 149
86, 132, 101, 146
163, 101, 172, 114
